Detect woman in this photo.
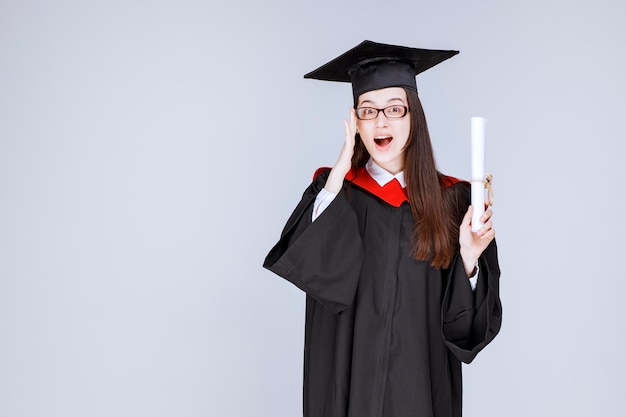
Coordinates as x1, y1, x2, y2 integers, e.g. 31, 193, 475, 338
263, 40, 502, 417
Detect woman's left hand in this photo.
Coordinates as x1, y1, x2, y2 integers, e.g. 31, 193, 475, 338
459, 203, 496, 277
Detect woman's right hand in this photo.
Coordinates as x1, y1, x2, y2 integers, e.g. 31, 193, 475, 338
324, 108, 357, 194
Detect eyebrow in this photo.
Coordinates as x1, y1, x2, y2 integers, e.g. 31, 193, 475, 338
359, 97, 405, 106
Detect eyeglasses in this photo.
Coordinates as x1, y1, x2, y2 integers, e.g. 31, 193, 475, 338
355, 105, 409, 120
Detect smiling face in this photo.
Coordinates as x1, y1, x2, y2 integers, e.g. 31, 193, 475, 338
356, 87, 411, 175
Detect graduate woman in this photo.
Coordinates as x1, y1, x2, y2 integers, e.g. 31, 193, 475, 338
264, 40, 502, 417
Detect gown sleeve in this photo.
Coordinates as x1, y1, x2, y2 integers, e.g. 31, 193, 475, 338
263, 171, 364, 314
441, 185, 503, 364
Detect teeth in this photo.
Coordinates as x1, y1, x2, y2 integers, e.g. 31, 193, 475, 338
374, 136, 393, 147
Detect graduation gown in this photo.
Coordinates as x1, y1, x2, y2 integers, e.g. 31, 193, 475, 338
263, 167, 502, 417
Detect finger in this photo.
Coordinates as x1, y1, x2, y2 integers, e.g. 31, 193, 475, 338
478, 226, 495, 239
344, 119, 355, 144
481, 228, 496, 240
477, 220, 493, 236
349, 108, 357, 136
481, 208, 493, 222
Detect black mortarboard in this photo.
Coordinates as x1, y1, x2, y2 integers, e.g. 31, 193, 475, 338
304, 40, 459, 100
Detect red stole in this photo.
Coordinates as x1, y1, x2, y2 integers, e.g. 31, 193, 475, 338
314, 167, 463, 208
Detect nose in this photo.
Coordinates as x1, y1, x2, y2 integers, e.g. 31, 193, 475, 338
375, 110, 389, 127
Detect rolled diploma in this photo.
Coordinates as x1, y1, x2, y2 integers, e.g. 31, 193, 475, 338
471, 117, 487, 232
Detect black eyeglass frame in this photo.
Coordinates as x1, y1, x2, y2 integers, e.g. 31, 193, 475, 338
355, 105, 410, 120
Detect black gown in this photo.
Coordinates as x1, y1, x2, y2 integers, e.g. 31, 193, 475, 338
263, 167, 502, 417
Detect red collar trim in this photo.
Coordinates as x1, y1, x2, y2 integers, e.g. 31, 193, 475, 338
313, 167, 463, 208
440, 174, 463, 188
345, 167, 408, 207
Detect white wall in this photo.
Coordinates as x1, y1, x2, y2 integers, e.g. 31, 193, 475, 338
1, 0, 625, 416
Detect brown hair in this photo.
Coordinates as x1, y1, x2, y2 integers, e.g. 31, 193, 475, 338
351, 88, 460, 269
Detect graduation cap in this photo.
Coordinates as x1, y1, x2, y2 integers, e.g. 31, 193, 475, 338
304, 40, 459, 100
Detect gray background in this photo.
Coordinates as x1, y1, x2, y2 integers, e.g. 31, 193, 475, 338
1, 0, 625, 416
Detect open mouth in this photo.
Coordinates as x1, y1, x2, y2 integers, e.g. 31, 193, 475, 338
374, 136, 393, 147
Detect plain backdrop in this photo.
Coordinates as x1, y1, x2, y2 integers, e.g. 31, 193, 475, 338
1, 0, 625, 416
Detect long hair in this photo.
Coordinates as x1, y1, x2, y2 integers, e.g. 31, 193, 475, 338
351, 88, 459, 269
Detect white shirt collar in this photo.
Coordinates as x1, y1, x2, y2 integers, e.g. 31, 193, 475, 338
365, 158, 406, 188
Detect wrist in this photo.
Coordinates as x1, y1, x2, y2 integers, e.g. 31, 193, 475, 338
460, 251, 478, 278
325, 166, 349, 194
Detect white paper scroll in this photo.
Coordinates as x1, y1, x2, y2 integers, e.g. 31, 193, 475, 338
471, 117, 487, 232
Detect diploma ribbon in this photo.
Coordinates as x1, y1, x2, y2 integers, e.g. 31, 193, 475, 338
470, 173, 494, 206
